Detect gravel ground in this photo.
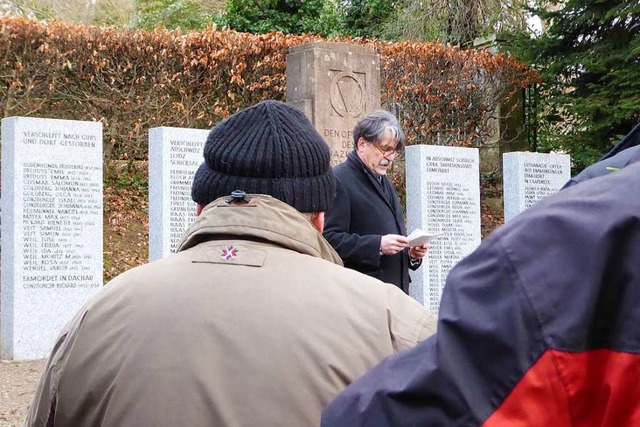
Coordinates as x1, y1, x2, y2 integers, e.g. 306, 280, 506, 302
0, 360, 45, 427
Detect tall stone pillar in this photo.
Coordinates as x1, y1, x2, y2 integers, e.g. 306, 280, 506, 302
473, 34, 528, 173
286, 42, 381, 165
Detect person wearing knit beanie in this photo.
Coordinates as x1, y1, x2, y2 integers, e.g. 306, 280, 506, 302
192, 100, 336, 214
25, 100, 435, 427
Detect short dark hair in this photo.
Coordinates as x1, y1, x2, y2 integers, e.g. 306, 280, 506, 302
353, 110, 406, 150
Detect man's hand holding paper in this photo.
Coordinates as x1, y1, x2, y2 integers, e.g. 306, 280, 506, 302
406, 229, 443, 261
409, 243, 429, 261
406, 229, 442, 247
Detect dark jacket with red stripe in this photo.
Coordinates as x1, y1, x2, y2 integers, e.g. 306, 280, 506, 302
322, 156, 640, 426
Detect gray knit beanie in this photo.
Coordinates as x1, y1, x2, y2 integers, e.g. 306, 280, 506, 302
191, 100, 336, 212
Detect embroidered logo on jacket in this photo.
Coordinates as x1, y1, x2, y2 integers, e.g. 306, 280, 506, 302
192, 244, 266, 267
221, 246, 238, 260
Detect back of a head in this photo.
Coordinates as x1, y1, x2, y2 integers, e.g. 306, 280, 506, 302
352, 110, 406, 149
191, 100, 336, 213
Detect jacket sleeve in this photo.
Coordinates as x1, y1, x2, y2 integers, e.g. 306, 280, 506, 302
385, 284, 436, 351
323, 176, 381, 269
321, 235, 545, 427
24, 310, 89, 427
408, 254, 422, 271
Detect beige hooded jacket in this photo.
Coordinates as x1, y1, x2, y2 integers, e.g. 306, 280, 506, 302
25, 195, 436, 427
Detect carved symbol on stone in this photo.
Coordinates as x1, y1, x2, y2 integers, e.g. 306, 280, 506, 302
330, 71, 364, 118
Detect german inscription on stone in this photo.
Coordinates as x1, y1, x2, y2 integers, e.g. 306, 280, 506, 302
406, 145, 481, 316
1, 117, 103, 360
503, 152, 571, 222
149, 127, 208, 261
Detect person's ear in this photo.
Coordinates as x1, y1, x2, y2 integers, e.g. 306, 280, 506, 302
195, 203, 204, 216
356, 137, 367, 152
310, 212, 325, 233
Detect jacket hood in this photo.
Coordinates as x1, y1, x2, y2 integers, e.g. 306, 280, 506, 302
176, 194, 343, 266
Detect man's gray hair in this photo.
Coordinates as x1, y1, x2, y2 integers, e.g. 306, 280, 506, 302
353, 110, 406, 150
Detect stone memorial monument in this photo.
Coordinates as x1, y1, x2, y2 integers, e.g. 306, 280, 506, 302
406, 145, 481, 315
1, 117, 103, 360
286, 42, 381, 165
503, 152, 571, 222
148, 127, 208, 261
473, 35, 528, 174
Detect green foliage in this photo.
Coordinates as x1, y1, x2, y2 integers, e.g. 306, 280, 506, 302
220, 0, 401, 38
105, 161, 149, 192
378, 0, 529, 45
90, 0, 136, 27
381, 0, 448, 42
2, 0, 136, 27
3, 0, 97, 23
512, 0, 640, 171
221, 0, 339, 35
131, 0, 223, 30
337, 0, 399, 39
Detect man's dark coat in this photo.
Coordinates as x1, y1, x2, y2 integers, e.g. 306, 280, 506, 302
323, 151, 419, 292
321, 155, 640, 426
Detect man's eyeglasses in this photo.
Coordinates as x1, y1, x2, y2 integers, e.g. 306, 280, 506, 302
369, 141, 400, 157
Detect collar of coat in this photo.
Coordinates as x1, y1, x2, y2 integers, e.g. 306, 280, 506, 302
175, 194, 343, 266
348, 149, 384, 181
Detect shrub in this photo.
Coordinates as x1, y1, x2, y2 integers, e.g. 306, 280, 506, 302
0, 17, 538, 161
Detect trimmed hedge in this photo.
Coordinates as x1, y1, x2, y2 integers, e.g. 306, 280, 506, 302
0, 16, 538, 161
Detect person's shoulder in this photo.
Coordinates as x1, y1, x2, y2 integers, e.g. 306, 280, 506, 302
333, 161, 348, 176
483, 160, 640, 296
571, 146, 640, 186
333, 159, 363, 188
563, 158, 640, 209
103, 252, 189, 293
314, 257, 418, 299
